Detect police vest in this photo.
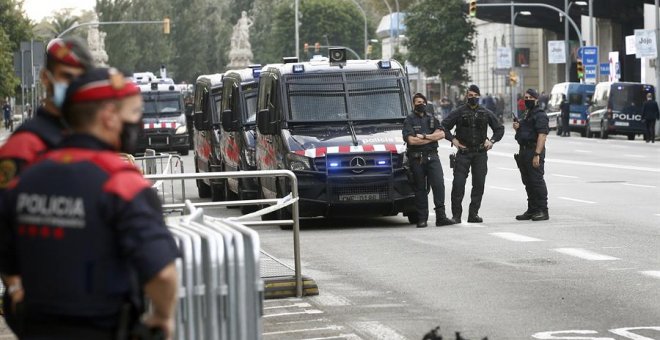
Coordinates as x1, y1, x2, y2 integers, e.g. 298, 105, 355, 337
455, 107, 489, 148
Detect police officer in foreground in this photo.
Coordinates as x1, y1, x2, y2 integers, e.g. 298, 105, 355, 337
0, 68, 179, 339
403, 93, 455, 228
442, 85, 504, 223
513, 88, 549, 221
0, 37, 93, 190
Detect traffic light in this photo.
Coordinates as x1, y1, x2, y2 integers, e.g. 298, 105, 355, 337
576, 58, 584, 79
314, 42, 320, 53
469, 0, 477, 17
303, 43, 309, 54
163, 17, 170, 34
367, 44, 373, 57
508, 70, 518, 86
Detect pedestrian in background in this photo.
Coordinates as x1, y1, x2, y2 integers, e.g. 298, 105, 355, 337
560, 94, 570, 137
513, 88, 549, 221
402, 93, 455, 228
442, 84, 504, 223
0, 68, 179, 339
2, 101, 10, 130
641, 93, 659, 143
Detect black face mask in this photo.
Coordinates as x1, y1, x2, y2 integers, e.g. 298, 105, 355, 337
525, 99, 536, 110
467, 97, 479, 107
414, 104, 426, 113
119, 120, 143, 154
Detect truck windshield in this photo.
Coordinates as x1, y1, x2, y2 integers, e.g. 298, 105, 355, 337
285, 70, 408, 122
609, 84, 653, 114
142, 92, 182, 116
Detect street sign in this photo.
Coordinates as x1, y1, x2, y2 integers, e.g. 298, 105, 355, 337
625, 35, 637, 55
608, 51, 620, 82
634, 29, 657, 58
496, 47, 512, 69
600, 63, 610, 76
548, 40, 566, 64
579, 46, 599, 66
584, 65, 597, 84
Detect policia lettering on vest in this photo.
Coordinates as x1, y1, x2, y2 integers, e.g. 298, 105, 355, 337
402, 93, 455, 228
513, 88, 550, 221
442, 84, 504, 224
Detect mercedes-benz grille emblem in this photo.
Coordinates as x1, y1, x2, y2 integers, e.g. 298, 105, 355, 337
350, 156, 366, 174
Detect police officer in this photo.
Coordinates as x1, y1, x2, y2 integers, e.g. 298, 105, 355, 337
403, 93, 455, 228
0, 68, 179, 339
559, 94, 570, 137
641, 93, 659, 143
0, 37, 93, 190
442, 85, 504, 223
513, 88, 549, 221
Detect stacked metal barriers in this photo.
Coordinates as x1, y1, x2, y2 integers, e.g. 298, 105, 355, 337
166, 200, 263, 340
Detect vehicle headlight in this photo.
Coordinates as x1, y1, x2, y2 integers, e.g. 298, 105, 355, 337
286, 153, 310, 171
175, 125, 187, 134
244, 148, 256, 167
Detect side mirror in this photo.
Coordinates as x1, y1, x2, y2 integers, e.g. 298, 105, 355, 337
221, 109, 236, 132
193, 112, 202, 130
257, 108, 270, 134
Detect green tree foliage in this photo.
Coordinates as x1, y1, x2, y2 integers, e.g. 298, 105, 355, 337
96, 0, 140, 72
266, 0, 375, 63
404, 0, 475, 85
0, 0, 33, 98
45, 10, 80, 38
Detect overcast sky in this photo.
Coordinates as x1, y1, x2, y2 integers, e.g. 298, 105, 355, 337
23, 0, 96, 22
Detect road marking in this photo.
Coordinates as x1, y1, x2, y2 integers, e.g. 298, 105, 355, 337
624, 154, 645, 158
350, 321, 407, 340
302, 335, 361, 340
264, 302, 312, 310
640, 271, 660, 279
621, 183, 657, 189
655, 214, 660, 217
553, 248, 619, 261
552, 174, 579, 179
311, 292, 352, 306
263, 325, 343, 336
264, 309, 324, 318
558, 196, 596, 204
574, 149, 592, 153
486, 150, 660, 173
490, 232, 543, 242
489, 186, 515, 191
498, 167, 519, 171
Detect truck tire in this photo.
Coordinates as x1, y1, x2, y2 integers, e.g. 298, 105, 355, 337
178, 148, 189, 156
627, 134, 635, 141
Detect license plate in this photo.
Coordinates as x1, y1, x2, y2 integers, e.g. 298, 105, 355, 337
338, 193, 381, 201
614, 121, 629, 127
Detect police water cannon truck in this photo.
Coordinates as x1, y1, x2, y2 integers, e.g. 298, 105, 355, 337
137, 81, 190, 155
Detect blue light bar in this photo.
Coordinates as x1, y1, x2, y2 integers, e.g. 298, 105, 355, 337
329, 162, 339, 167
252, 68, 261, 79
378, 60, 391, 69
292, 64, 305, 73
377, 160, 387, 165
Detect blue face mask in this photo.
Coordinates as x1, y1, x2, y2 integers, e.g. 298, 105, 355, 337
52, 81, 68, 109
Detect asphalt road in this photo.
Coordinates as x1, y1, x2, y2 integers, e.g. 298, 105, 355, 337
173, 130, 660, 340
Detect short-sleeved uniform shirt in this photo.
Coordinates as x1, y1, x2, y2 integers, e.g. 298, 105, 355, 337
515, 106, 549, 144
402, 112, 443, 152
0, 134, 178, 326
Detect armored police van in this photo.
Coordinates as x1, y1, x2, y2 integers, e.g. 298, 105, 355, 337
192, 73, 224, 199
255, 53, 416, 222
586, 82, 654, 139
547, 82, 595, 136
137, 83, 189, 155
218, 66, 261, 212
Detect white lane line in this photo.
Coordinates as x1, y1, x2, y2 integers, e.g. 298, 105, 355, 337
621, 183, 657, 189
459, 222, 488, 228
552, 174, 579, 179
498, 167, 519, 171
311, 292, 352, 306
264, 310, 324, 318
640, 271, 660, 279
302, 334, 361, 340
655, 214, 660, 217
490, 232, 543, 242
264, 302, 311, 310
350, 321, 407, 340
553, 248, 620, 261
558, 196, 596, 204
574, 149, 592, 153
263, 325, 343, 336
624, 154, 646, 158
487, 150, 660, 173
489, 186, 515, 191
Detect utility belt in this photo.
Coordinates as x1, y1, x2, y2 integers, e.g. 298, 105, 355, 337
518, 141, 537, 150
457, 145, 486, 154
406, 149, 438, 159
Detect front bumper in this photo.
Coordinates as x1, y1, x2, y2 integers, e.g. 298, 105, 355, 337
137, 130, 189, 152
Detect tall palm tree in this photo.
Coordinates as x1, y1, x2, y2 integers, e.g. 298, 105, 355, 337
47, 15, 80, 37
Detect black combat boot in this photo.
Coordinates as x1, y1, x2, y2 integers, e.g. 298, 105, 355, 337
435, 208, 456, 227
515, 210, 536, 220
417, 220, 428, 228
531, 210, 549, 221
467, 213, 483, 223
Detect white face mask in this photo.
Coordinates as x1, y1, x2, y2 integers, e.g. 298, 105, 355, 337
46, 71, 69, 109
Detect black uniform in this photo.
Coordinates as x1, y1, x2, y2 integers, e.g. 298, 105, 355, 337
442, 104, 504, 222
641, 99, 659, 143
0, 134, 179, 338
560, 100, 570, 136
515, 105, 549, 216
402, 112, 448, 224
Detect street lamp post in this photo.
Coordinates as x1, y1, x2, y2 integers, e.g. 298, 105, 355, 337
564, 0, 587, 82
511, 5, 531, 117
295, 0, 300, 60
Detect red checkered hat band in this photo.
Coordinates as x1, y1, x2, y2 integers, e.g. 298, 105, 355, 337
71, 79, 140, 103
47, 39, 82, 67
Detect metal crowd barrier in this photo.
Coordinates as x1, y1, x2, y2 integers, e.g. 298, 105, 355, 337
166, 200, 263, 340
131, 149, 186, 205
145, 170, 304, 298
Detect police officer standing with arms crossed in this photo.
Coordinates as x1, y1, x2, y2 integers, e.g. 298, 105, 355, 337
442, 85, 504, 223
0, 38, 93, 190
0, 68, 179, 339
513, 88, 550, 221
403, 93, 455, 228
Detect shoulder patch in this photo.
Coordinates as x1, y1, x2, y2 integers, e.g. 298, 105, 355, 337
103, 170, 152, 201
0, 159, 17, 189
0, 132, 47, 164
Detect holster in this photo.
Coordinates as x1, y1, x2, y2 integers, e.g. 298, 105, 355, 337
403, 163, 415, 185
513, 153, 521, 169
449, 153, 456, 169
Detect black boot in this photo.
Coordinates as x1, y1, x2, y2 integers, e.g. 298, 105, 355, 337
467, 213, 483, 223
416, 220, 428, 228
531, 210, 549, 221
435, 208, 456, 226
515, 210, 535, 220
